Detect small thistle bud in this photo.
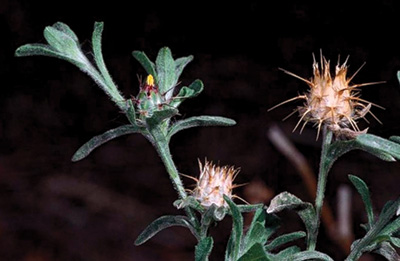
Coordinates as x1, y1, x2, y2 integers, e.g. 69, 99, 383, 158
269, 52, 384, 139
191, 160, 240, 208
136, 74, 164, 118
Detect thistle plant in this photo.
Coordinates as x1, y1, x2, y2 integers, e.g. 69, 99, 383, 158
15, 21, 400, 260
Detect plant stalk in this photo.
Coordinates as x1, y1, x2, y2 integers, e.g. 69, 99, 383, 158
308, 127, 333, 250
149, 125, 200, 230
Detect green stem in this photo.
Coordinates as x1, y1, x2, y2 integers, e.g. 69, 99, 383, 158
308, 127, 333, 250
148, 125, 200, 230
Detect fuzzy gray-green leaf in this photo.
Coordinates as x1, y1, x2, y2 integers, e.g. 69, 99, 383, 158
156, 47, 176, 97
135, 215, 195, 245
224, 195, 243, 261
146, 108, 179, 128
267, 192, 315, 247
44, 25, 81, 57
175, 55, 193, 80
242, 207, 267, 254
92, 21, 116, 90
291, 250, 334, 261
265, 231, 306, 252
373, 242, 400, 261
132, 50, 157, 80
171, 79, 204, 107
15, 44, 85, 68
195, 237, 213, 261
72, 125, 143, 162
349, 175, 375, 228
52, 22, 78, 42
167, 115, 236, 140
238, 243, 270, 261
389, 136, 400, 144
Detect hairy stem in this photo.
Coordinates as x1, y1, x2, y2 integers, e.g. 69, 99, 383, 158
149, 125, 200, 230
308, 127, 333, 250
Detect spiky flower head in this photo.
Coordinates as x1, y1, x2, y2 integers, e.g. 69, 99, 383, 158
191, 160, 240, 208
270, 53, 384, 139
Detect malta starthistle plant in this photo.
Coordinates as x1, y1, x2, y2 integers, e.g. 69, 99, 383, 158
15, 20, 400, 261
267, 53, 400, 260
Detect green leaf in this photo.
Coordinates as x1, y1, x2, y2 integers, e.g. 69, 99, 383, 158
132, 50, 157, 80
238, 243, 270, 261
327, 134, 400, 166
274, 246, 301, 259
390, 236, 400, 247
44, 23, 80, 55
135, 215, 196, 245
236, 204, 265, 213
346, 198, 400, 261
267, 192, 316, 247
52, 22, 79, 42
170, 79, 204, 107
156, 47, 176, 98
167, 115, 236, 140
15, 44, 86, 68
125, 99, 137, 125
348, 175, 375, 228
265, 231, 306, 252
224, 195, 243, 261
146, 108, 179, 128
373, 242, 400, 261
195, 237, 214, 261
71, 125, 143, 162
92, 21, 116, 91
291, 250, 334, 261
175, 55, 194, 80
241, 207, 268, 255
379, 215, 400, 236
389, 136, 400, 144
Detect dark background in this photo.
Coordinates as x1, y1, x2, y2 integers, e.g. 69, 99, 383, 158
1, 0, 400, 260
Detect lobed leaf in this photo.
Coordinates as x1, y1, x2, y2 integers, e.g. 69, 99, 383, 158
71, 125, 144, 162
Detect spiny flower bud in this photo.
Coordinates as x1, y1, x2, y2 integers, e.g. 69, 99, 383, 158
269, 53, 384, 139
135, 74, 164, 119
191, 160, 240, 208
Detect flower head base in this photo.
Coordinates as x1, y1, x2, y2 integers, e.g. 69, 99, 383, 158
270, 53, 384, 139
191, 160, 240, 208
